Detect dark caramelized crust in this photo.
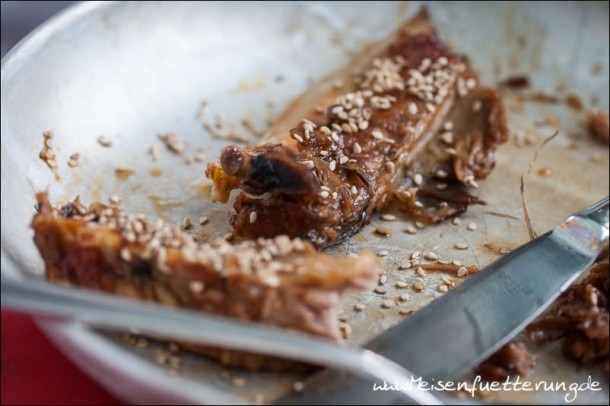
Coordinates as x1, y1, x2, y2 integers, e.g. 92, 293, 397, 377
206, 9, 508, 246
31, 193, 380, 369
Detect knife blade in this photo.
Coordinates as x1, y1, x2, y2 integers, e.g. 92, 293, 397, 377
276, 196, 609, 405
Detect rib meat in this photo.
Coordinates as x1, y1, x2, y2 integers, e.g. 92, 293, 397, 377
206, 9, 508, 246
31, 192, 379, 369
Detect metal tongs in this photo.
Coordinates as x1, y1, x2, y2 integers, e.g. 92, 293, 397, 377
0, 271, 441, 405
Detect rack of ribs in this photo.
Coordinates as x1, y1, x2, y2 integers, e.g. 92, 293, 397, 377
206, 9, 508, 247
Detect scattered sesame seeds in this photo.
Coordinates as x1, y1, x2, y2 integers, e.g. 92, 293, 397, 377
109, 195, 121, 205
435, 169, 448, 179
120, 247, 132, 262
301, 160, 315, 169
339, 323, 352, 339
329, 160, 337, 171
292, 133, 304, 143
467, 222, 477, 231
399, 308, 413, 316
398, 262, 412, 270
159, 132, 186, 154
354, 303, 365, 311
440, 131, 454, 145
320, 190, 330, 199
353, 142, 362, 154
249, 211, 258, 224
455, 242, 469, 250
416, 266, 427, 277
377, 250, 389, 257
438, 284, 449, 293
339, 156, 349, 165
443, 121, 454, 131
199, 216, 209, 226
374, 286, 387, 294
399, 293, 410, 302
351, 185, 358, 195
452, 217, 461, 226
396, 280, 409, 288
183, 217, 193, 230
412, 281, 424, 292
425, 103, 436, 113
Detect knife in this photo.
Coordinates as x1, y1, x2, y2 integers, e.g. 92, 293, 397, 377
276, 196, 609, 405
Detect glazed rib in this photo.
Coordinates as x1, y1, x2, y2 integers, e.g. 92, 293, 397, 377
31, 193, 379, 367
206, 10, 508, 246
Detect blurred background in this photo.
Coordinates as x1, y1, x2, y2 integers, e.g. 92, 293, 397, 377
1, 1, 73, 58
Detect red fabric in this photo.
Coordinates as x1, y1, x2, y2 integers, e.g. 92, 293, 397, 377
1, 310, 123, 405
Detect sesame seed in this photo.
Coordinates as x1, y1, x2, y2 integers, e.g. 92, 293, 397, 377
320, 190, 330, 198
413, 173, 423, 186
452, 217, 461, 226
425, 103, 436, 113
455, 242, 469, 250
424, 252, 439, 261
438, 284, 449, 293
331, 132, 341, 143
296, 157, 312, 168
97, 135, 112, 147
457, 266, 469, 277
416, 267, 427, 277
399, 293, 410, 302
319, 150, 329, 156
467, 222, 477, 231
381, 214, 396, 221
408, 102, 418, 115
466, 78, 477, 89
183, 217, 193, 230
499, 247, 511, 254
413, 281, 424, 292
371, 129, 384, 140
320, 126, 331, 135
354, 303, 365, 311
120, 247, 132, 262
292, 133, 304, 143
351, 185, 358, 195
436, 183, 448, 190
249, 211, 257, 224
414, 201, 424, 208
374, 286, 387, 294
445, 147, 457, 155
377, 250, 389, 257
441, 131, 454, 145
398, 262, 412, 270
339, 323, 352, 338
405, 225, 418, 234
339, 156, 349, 164
374, 227, 392, 237
190, 280, 204, 293
385, 161, 395, 172
411, 251, 421, 260
472, 100, 482, 112
381, 299, 394, 308
331, 192, 338, 199
358, 120, 369, 131
435, 169, 448, 179
452, 260, 462, 266
399, 308, 413, 315
379, 274, 388, 285
199, 216, 209, 225
443, 121, 454, 131
396, 280, 409, 288
353, 142, 362, 154
329, 160, 337, 171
